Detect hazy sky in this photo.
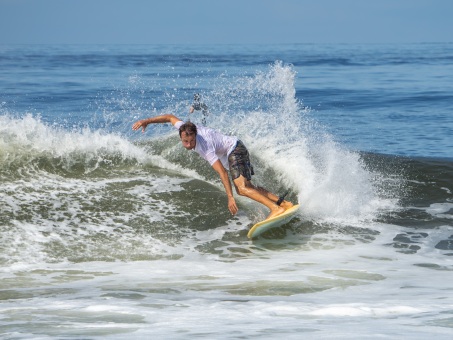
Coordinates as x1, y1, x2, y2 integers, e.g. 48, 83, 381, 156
1, 0, 452, 44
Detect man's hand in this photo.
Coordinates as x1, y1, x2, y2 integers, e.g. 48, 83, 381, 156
132, 120, 148, 133
228, 196, 238, 215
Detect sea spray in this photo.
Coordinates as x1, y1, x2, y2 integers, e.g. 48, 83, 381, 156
185, 62, 396, 223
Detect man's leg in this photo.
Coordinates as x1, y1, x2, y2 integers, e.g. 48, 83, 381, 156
233, 175, 285, 219
254, 186, 294, 210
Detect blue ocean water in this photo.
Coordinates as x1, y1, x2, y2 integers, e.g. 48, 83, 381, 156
2, 43, 452, 158
296, 43, 453, 159
1, 44, 453, 339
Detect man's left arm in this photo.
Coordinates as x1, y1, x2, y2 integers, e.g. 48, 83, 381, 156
212, 160, 238, 215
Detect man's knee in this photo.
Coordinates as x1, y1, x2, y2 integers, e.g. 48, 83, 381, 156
235, 185, 249, 197
233, 177, 249, 197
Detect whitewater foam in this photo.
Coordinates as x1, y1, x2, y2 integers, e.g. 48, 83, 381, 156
189, 62, 399, 224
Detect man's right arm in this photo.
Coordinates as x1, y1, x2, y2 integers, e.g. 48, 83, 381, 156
212, 160, 238, 215
132, 114, 181, 133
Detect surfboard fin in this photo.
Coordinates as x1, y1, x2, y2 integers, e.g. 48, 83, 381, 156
276, 191, 289, 206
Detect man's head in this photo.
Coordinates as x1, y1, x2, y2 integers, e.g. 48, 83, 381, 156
178, 121, 197, 150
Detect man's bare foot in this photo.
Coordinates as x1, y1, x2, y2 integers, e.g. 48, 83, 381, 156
266, 206, 285, 220
280, 201, 294, 210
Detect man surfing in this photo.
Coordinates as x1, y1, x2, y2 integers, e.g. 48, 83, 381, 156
132, 114, 293, 220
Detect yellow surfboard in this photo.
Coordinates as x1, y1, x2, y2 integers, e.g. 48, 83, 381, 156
247, 204, 300, 239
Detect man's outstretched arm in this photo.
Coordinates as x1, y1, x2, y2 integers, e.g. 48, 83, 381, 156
132, 114, 182, 132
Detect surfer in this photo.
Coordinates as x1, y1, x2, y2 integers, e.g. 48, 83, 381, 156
132, 114, 293, 219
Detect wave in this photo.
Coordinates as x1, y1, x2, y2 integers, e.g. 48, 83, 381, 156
1, 62, 402, 223
2, 62, 452, 265
0, 114, 147, 177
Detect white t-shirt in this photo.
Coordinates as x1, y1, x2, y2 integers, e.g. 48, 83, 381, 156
174, 121, 238, 169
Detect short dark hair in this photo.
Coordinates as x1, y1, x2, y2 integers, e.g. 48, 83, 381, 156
178, 121, 197, 137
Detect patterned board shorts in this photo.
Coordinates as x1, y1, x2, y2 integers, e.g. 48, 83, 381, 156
228, 140, 255, 181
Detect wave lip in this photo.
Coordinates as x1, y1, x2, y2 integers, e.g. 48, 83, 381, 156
0, 114, 147, 177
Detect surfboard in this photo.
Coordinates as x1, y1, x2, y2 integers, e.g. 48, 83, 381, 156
247, 204, 300, 239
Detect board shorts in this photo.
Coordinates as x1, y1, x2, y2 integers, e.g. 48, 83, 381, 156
228, 140, 255, 181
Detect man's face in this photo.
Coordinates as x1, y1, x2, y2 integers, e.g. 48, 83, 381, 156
180, 131, 196, 150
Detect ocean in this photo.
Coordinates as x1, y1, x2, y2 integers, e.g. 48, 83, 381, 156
1, 43, 453, 339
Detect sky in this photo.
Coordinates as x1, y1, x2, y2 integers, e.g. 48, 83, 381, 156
0, 0, 452, 45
